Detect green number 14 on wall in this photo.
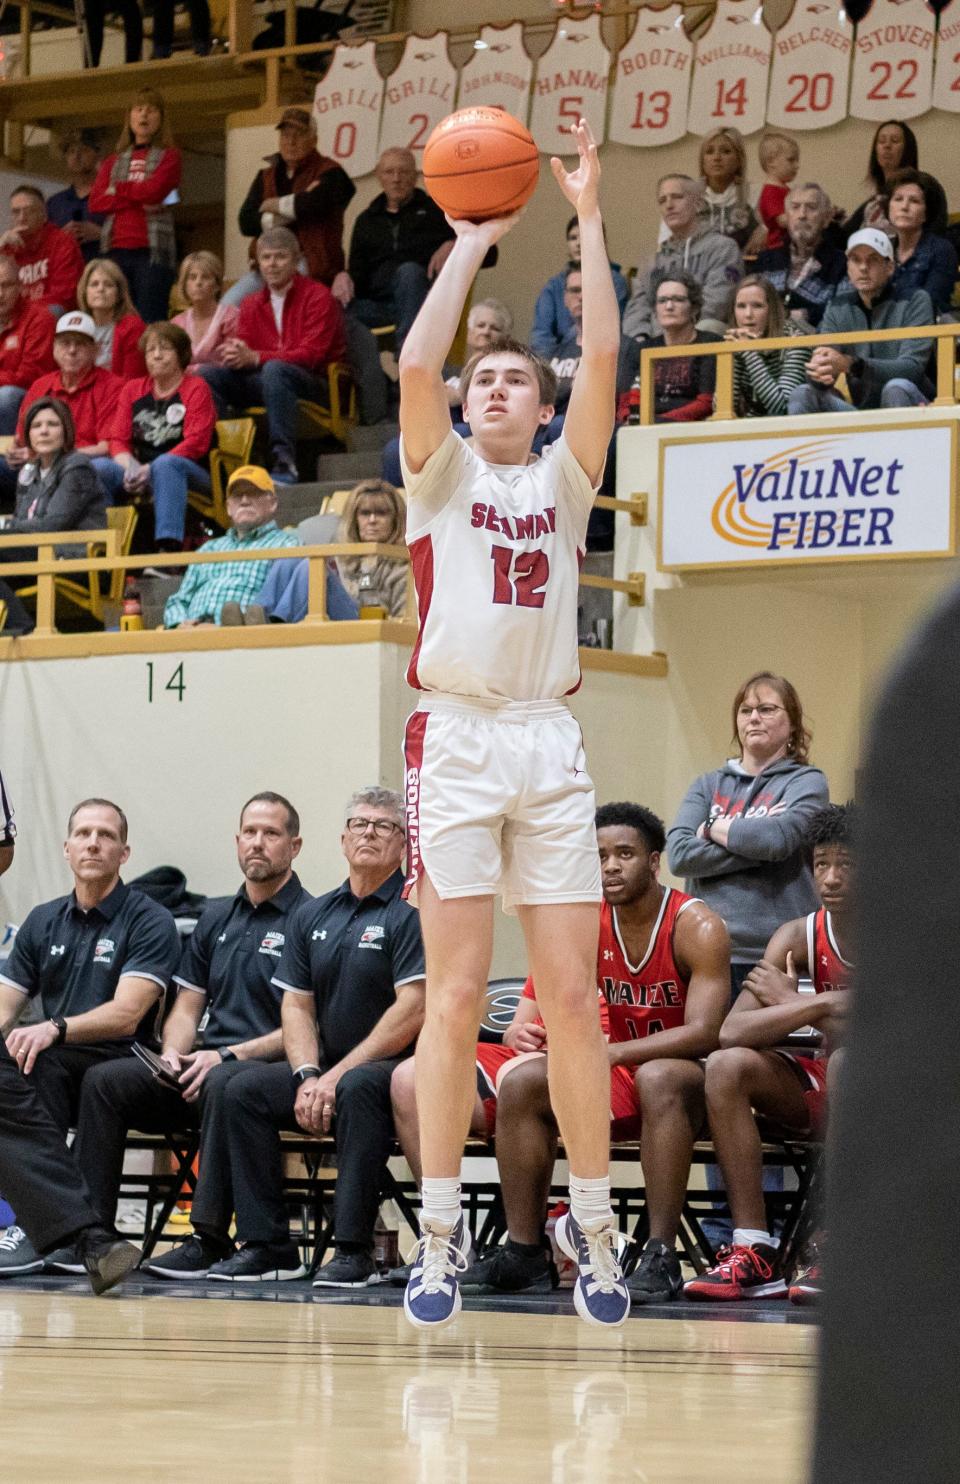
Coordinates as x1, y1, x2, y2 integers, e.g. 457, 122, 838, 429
146, 662, 186, 703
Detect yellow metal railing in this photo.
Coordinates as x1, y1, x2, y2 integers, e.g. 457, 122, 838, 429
638, 322, 960, 426
0, 539, 645, 639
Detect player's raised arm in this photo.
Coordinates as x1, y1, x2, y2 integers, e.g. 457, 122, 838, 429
550, 120, 619, 487
399, 212, 520, 474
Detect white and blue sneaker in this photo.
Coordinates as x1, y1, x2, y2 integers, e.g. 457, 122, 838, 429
555, 1211, 630, 1327
403, 1217, 472, 1329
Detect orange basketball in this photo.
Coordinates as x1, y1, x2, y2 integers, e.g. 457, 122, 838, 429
422, 108, 540, 222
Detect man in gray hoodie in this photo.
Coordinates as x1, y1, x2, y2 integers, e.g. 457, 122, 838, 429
623, 175, 743, 340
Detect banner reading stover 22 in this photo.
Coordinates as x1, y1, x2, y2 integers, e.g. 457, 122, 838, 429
658, 422, 956, 571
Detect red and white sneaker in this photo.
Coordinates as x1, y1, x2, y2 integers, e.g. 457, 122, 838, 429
789, 1256, 822, 1305
685, 1243, 787, 1301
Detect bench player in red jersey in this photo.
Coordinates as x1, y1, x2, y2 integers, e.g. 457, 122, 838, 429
685, 803, 855, 1302
390, 802, 730, 1302
398, 120, 632, 1328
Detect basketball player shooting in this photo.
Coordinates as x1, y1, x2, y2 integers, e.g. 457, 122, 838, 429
398, 118, 629, 1329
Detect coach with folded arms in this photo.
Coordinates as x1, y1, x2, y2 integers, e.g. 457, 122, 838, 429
207, 786, 425, 1286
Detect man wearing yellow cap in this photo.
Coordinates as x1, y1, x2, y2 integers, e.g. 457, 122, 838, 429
162, 465, 299, 628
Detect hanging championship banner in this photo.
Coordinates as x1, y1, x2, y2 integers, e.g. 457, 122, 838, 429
313, 42, 384, 179
529, 13, 610, 154
687, 0, 772, 137
849, 0, 935, 120
377, 32, 458, 160
766, 0, 852, 129
608, 6, 693, 146
932, 0, 960, 112
457, 22, 533, 121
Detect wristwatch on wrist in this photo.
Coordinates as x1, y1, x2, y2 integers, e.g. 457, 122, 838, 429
703, 816, 714, 842
218, 1047, 238, 1063
49, 1015, 67, 1044
292, 1064, 321, 1086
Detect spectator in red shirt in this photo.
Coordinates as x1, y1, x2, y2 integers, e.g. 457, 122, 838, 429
0, 310, 120, 505
77, 258, 146, 380
0, 255, 56, 445
197, 227, 345, 485
91, 321, 216, 551
0, 185, 84, 317
88, 89, 182, 324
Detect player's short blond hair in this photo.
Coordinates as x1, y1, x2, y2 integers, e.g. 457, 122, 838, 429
459, 338, 558, 408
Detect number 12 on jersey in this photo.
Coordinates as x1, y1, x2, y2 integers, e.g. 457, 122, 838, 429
490, 544, 549, 607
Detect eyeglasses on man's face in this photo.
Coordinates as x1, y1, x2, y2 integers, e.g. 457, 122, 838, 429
345, 816, 403, 838
656, 294, 690, 306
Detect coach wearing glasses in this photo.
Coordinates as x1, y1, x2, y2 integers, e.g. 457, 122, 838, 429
208, 787, 425, 1287
666, 672, 828, 1000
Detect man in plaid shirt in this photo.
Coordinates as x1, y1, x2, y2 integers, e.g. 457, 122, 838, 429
163, 465, 299, 628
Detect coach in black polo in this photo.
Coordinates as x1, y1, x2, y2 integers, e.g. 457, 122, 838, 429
208, 785, 425, 1287
0, 776, 141, 1294
69, 791, 312, 1279
0, 797, 179, 1142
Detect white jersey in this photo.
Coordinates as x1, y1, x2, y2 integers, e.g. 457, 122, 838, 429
400, 431, 595, 702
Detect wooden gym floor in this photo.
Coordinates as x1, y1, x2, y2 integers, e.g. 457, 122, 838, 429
0, 1277, 816, 1482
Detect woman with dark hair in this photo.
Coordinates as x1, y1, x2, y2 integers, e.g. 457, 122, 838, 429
0, 396, 106, 634
667, 671, 829, 997
640, 269, 719, 422
91, 322, 216, 553
844, 120, 919, 240
88, 90, 182, 323
725, 275, 811, 417
887, 168, 958, 316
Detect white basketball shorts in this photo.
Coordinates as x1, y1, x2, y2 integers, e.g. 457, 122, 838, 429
402, 693, 602, 914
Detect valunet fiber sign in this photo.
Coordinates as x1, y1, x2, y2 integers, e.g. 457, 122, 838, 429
658, 422, 956, 571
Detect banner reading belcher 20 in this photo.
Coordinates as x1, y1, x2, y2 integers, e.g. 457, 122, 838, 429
658, 422, 956, 571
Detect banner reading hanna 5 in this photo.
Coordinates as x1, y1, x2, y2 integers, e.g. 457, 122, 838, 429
658, 422, 956, 571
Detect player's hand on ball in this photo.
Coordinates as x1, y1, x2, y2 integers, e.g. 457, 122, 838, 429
550, 118, 600, 215
445, 209, 523, 250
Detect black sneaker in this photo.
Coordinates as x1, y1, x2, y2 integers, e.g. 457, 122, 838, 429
44, 1243, 86, 1274
461, 1241, 558, 1293
626, 1238, 684, 1304
207, 1242, 307, 1282
312, 1250, 380, 1288
142, 1234, 233, 1280
79, 1229, 141, 1296
0, 1225, 43, 1276
386, 1261, 413, 1287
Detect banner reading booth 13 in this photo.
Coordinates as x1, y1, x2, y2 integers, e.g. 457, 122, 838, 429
657, 421, 957, 572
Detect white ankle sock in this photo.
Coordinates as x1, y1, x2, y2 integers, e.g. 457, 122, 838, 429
734, 1227, 778, 1249
569, 1174, 613, 1230
420, 1178, 462, 1231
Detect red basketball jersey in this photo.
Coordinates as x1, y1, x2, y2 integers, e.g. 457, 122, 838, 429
521, 974, 611, 1036
598, 889, 696, 1043
806, 908, 854, 994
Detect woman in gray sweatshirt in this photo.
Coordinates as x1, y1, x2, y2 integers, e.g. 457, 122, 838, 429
667, 671, 829, 997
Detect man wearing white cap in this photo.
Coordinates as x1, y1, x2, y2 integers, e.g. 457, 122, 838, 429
0, 311, 119, 506
788, 226, 934, 414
